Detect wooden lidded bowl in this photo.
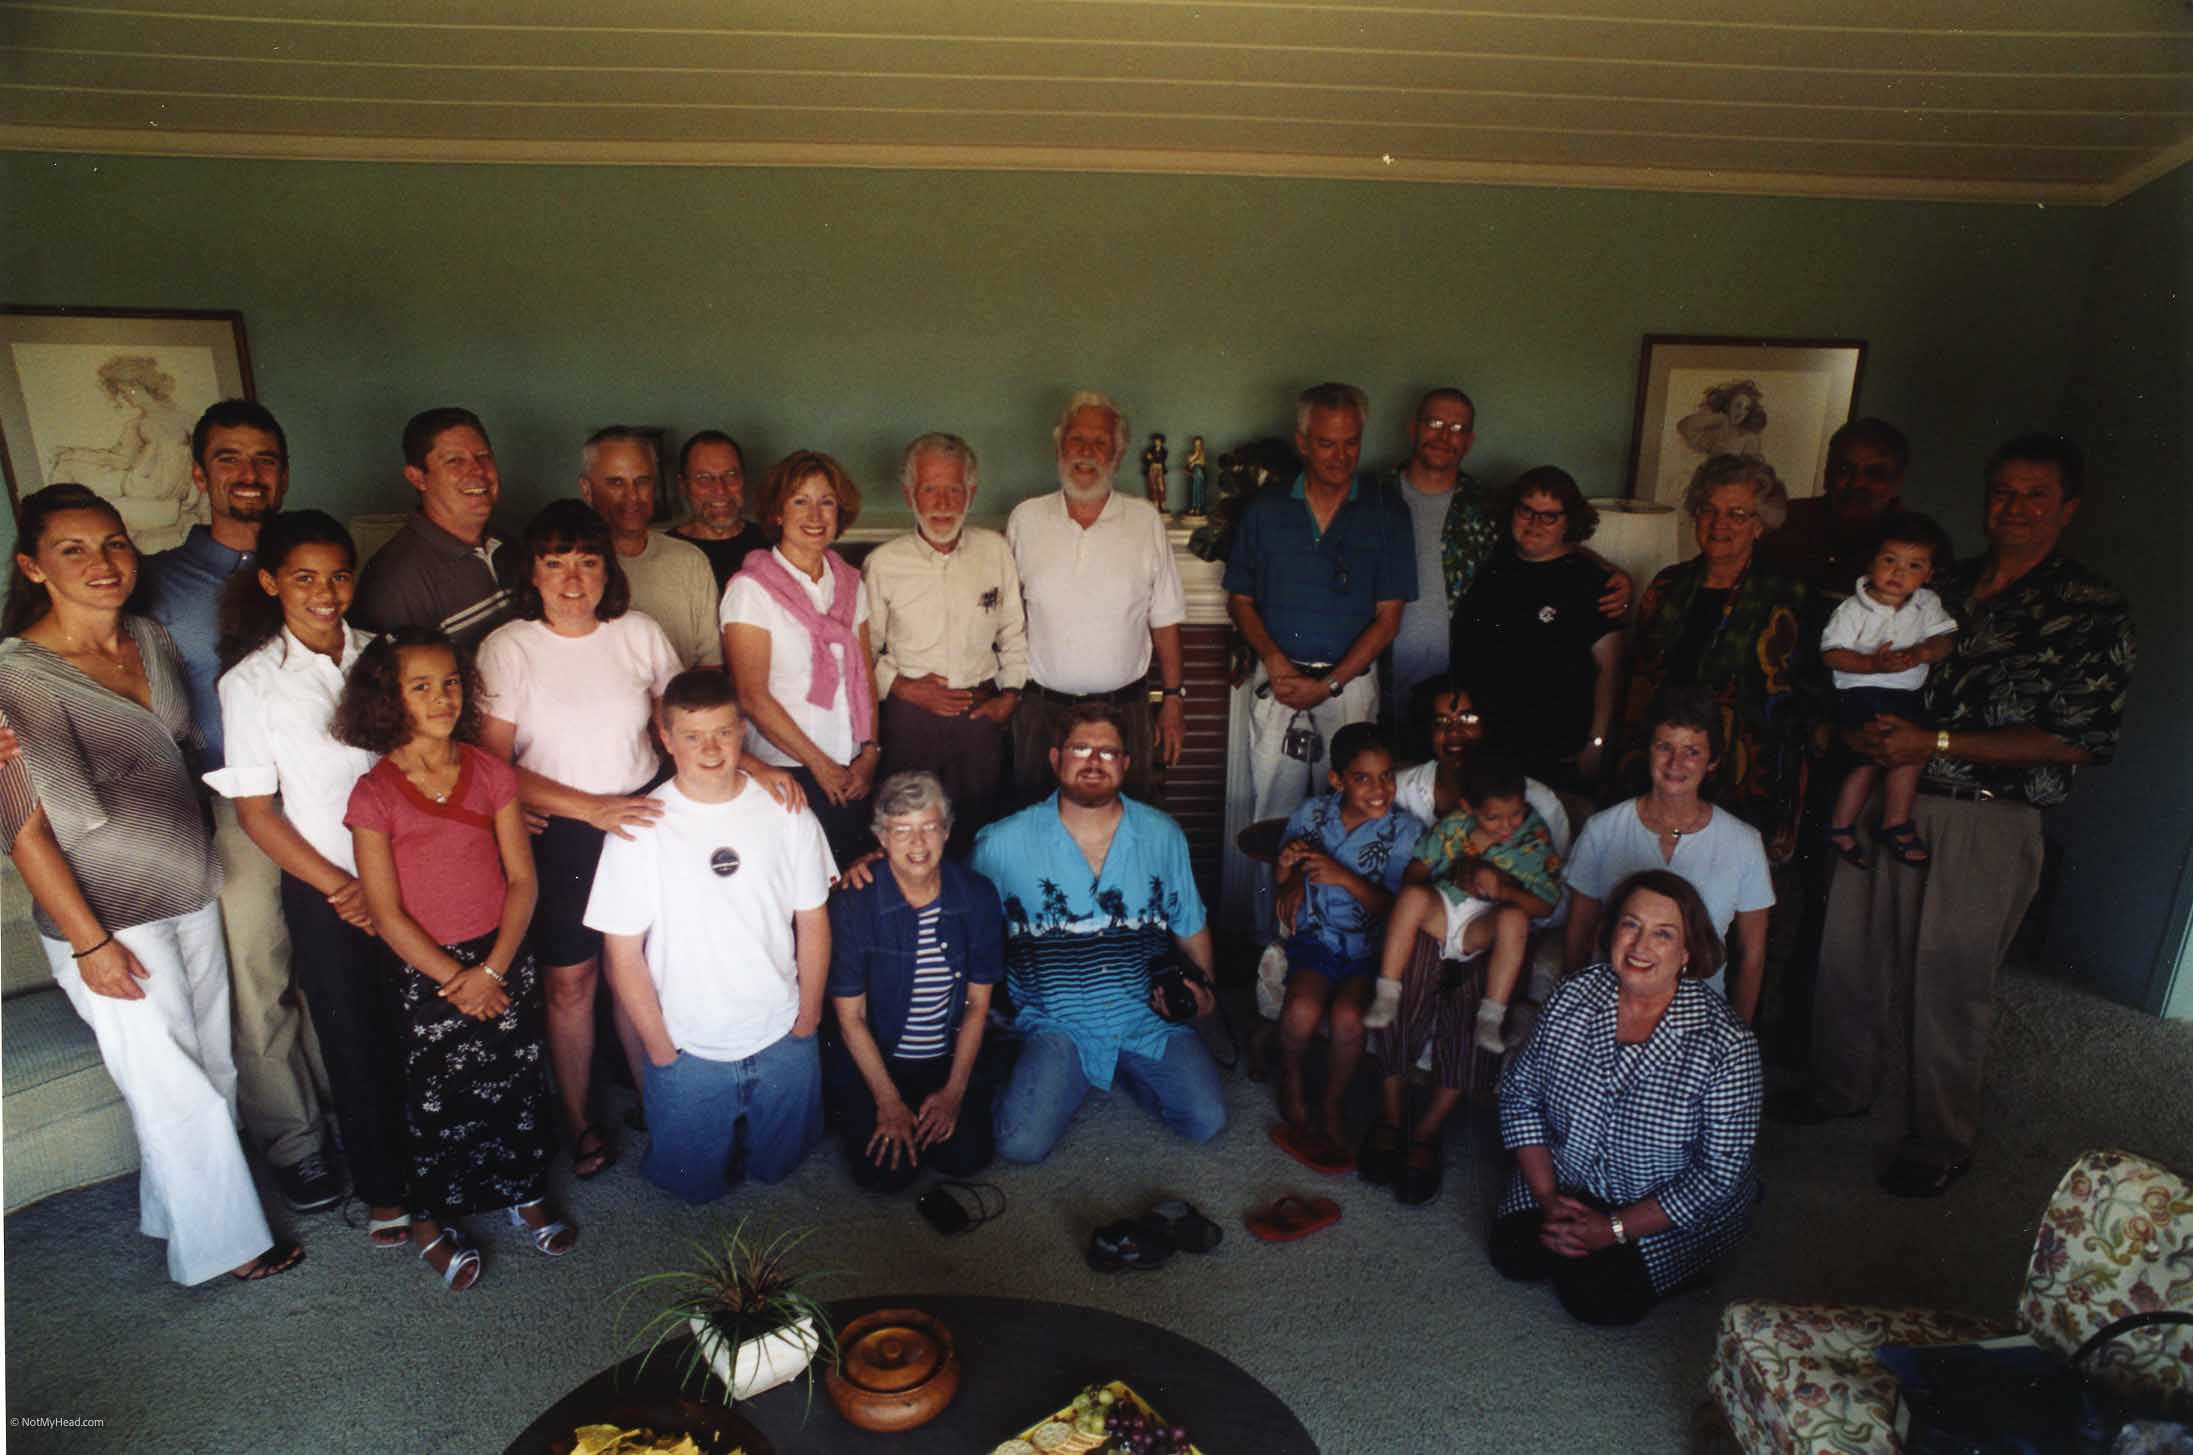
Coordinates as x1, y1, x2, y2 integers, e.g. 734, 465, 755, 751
825, 1307, 961, 1432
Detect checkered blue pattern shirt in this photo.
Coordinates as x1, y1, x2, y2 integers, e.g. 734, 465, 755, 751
1497, 966, 1762, 1293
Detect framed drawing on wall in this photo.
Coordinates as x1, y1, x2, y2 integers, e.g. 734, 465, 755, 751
1, 307, 255, 554
1626, 335, 1864, 520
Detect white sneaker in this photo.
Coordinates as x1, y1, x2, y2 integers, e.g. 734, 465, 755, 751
1254, 943, 1290, 1021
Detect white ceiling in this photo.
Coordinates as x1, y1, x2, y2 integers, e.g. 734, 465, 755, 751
3, 0, 2189, 204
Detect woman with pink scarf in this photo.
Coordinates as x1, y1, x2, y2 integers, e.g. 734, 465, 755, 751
722, 450, 880, 864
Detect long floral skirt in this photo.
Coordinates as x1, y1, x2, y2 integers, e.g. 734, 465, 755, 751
394, 931, 554, 1219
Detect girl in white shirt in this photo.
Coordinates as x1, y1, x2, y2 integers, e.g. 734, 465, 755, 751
208, 510, 409, 1248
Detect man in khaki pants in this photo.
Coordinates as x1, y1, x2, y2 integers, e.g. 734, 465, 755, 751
138, 400, 338, 1212
1773, 434, 2135, 1198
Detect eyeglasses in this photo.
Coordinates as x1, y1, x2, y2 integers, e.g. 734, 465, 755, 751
1419, 419, 1473, 436
1063, 744, 1125, 763
1431, 711, 1483, 729
882, 821, 948, 843
1696, 505, 1758, 525
686, 470, 742, 488
1513, 504, 1565, 527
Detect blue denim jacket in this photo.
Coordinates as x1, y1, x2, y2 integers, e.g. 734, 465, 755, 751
826, 858, 1004, 1058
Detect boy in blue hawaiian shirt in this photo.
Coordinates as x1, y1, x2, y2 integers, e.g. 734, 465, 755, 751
1265, 722, 1426, 1163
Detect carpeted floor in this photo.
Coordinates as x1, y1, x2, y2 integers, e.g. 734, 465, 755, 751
5, 959, 2190, 1454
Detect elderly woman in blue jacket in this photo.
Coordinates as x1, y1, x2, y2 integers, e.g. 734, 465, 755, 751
826, 771, 1005, 1192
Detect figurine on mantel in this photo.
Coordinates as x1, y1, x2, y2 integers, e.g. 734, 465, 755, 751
1142, 432, 1169, 516
1181, 435, 1210, 520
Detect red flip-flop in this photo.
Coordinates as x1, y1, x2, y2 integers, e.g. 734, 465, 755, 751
1244, 1194, 1343, 1244
1268, 1120, 1355, 1175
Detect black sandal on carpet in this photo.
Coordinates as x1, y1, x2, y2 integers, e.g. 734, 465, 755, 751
1394, 1140, 1443, 1206
1087, 1214, 1176, 1272
1148, 1199, 1224, 1253
1878, 821, 1931, 867
1824, 823, 1868, 868
1358, 1122, 1404, 1187
230, 1241, 305, 1282
571, 1124, 612, 1180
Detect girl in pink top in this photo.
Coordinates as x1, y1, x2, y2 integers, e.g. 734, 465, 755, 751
337, 626, 573, 1291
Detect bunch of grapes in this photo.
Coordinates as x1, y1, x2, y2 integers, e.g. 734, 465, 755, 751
1104, 1399, 1192, 1455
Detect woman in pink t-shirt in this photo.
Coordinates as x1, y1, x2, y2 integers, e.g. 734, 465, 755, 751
337, 626, 573, 1292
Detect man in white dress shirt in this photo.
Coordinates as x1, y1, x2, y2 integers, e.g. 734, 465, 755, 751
863, 433, 1029, 851
580, 426, 723, 669
1005, 390, 1187, 806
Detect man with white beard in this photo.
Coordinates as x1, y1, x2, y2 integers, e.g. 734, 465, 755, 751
1005, 391, 1188, 806
862, 432, 1029, 849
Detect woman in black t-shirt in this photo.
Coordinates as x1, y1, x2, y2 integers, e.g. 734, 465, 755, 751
1449, 468, 1624, 794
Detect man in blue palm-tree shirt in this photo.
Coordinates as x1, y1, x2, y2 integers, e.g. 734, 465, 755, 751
972, 701, 1224, 1163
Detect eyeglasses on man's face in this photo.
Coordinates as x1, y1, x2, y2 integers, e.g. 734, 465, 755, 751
1431, 711, 1483, 729
1419, 418, 1473, 437
1063, 743, 1125, 764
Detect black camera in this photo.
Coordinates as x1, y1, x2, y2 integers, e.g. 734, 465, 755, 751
1281, 711, 1325, 764
1149, 951, 1210, 1023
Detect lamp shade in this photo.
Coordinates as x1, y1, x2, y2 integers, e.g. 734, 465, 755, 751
1586, 499, 1682, 621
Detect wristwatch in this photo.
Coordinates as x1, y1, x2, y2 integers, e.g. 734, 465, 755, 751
1162, 685, 1188, 700
1325, 676, 1344, 699
1608, 1211, 1628, 1246
1935, 729, 1952, 755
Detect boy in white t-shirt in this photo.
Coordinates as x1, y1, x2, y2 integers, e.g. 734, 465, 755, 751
1820, 512, 1959, 869
585, 670, 839, 1203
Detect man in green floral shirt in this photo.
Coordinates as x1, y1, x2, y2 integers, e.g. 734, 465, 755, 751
1783, 433, 2136, 1198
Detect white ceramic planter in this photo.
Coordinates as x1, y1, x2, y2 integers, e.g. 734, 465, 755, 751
689, 1313, 820, 1401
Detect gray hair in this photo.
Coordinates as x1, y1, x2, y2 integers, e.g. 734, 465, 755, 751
1682, 453, 1790, 532
1051, 390, 1129, 463
870, 770, 955, 834
899, 432, 980, 496
1296, 381, 1370, 437
581, 425, 660, 479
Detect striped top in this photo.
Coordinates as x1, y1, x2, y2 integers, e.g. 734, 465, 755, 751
893, 904, 955, 1060
0, 616, 221, 939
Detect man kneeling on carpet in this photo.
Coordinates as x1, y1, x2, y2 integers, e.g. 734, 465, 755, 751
825, 771, 1006, 1193
973, 701, 1225, 1162
1263, 721, 1426, 1170
1492, 869, 1761, 1325
588, 670, 837, 1203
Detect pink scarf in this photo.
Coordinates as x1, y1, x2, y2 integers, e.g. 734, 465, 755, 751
734, 548, 876, 746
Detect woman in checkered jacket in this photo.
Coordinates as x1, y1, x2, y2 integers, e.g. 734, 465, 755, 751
1490, 868, 1762, 1325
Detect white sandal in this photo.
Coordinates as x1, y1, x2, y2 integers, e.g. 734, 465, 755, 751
508, 1198, 576, 1257
419, 1228, 481, 1290
367, 1211, 413, 1249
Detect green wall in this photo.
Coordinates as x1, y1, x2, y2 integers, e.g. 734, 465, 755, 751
11, 151, 2183, 1002
4, 154, 2096, 560
2050, 162, 2193, 1013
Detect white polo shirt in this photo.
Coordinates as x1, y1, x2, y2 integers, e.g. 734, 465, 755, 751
1007, 489, 1186, 695
206, 624, 379, 874
584, 776, 837, 1062
720, 550, 872, 768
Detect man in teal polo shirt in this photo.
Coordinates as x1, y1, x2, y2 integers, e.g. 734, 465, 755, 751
1224, 382, 1417, 860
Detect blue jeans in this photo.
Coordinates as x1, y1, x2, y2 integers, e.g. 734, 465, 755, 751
993, 1030, 1226, 1164
641, 1030, 822, 1203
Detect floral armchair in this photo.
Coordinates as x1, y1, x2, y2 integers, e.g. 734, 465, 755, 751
1704, 1149, 2193, 1454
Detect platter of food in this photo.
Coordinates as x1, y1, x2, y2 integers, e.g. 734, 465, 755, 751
544, 1396, 772, 1455
990, 1381, 1202, 1455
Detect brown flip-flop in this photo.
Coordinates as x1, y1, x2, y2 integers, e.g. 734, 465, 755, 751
1244, 1194, 1343, 1244
1268, 1120, 1355, 1175
230, 1241, 306, 1282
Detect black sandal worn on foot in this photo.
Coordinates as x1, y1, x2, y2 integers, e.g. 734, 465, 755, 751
571, 1124, 612, 1180
231, 1241, 305, 1282
1878, 821, 1931, 866
1824, 823, 1868, 868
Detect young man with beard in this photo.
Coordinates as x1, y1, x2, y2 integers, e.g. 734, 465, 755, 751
579, 426, 722, 669
135, 400, 340, 1213
973, 704, 1223, 1163
1005, 391, 1187, 806
861, 433, 1028, 851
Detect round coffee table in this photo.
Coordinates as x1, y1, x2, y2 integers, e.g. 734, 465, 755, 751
508, 1292, 1317, 1454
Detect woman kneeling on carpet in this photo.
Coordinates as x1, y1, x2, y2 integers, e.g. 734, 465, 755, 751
1491, 868, 1760, 1325
825, 771, 1005, 1193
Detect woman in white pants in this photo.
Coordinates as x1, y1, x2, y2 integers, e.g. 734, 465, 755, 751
0, 484, 300, 1286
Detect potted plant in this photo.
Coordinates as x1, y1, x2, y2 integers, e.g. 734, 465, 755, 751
621, 1220, 838, 1403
